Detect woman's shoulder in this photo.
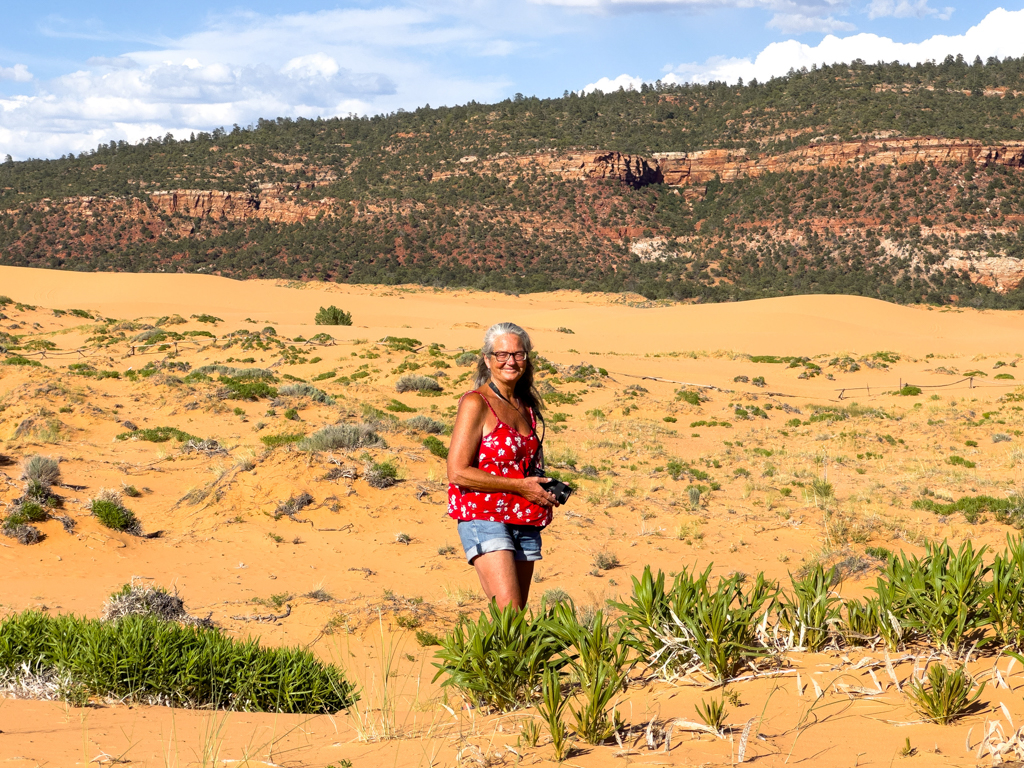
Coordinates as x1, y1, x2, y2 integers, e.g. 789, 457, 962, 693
457, 388, 489, 412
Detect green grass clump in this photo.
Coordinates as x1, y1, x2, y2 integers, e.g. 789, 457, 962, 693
314, 306, 353, 326
0, 611, 357, 712
422, 435, 448, 459
260, 432, 306, 448
116, 426, 201, 443
190, 314, 222, 324
91, 497, 141, 535
298, 424, 386, 452
912, 494, 1018, 524
221, 377, 279, 400
395, 374, 442, 393
2, 355, 42, 367
676, 390, 703, 406
947, 455, 977, 469
385, 398, 416, 413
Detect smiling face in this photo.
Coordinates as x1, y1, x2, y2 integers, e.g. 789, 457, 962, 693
486, 333, 528, 389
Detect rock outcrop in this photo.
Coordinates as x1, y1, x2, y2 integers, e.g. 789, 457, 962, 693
149, 184, 332, 224
655, 138, 1024, 192
943, 254, 1024, 293
462, 138, 1024, 197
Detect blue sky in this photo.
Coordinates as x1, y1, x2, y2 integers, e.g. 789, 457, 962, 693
0, 1, 1020, 160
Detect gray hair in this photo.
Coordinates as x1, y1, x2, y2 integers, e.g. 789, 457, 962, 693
473, 322, 542, 414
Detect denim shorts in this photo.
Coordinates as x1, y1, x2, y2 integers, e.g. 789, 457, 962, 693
456, 519, 543, 564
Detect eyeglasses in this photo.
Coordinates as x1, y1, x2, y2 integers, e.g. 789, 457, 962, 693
489, 351, 528, 363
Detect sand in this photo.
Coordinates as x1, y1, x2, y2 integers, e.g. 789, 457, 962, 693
2, 265, 1024, 766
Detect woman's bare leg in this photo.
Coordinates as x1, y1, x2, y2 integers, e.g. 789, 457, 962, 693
473, 551, 534, 609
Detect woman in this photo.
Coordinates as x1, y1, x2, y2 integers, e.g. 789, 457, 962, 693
447, 322, 559, 609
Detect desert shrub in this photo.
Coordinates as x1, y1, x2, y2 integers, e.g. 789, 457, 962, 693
433, 602, 565, 712
676, 389, 704, 406
260, 432, 306, 448
396, 375, 442, 393
592, 550, 620, 570
422, 435, 448, 459
2, 356, 42, 367
195, 365, 275, 379
103, 583, 205, 625
405, 415, 445, 434
21, 455, 60, 487
298, 424, 386, 452
91, 495, 141, 535
314, 306, 352, 326
365, 459, 399, 489
279, 383, 333, 404
0, 295, 10, 305
993, 433, 1013, 443
382, 336, 421, 351
0, 610, 356, 713
1, 518, 42, 545
947, 455, 977, 469
116, 426, 201, 443
897, 385, 922, 396
456, 351, 478, 366
385, 398, 416, 412
190, 314, 222, 324
221, 377, 279, 400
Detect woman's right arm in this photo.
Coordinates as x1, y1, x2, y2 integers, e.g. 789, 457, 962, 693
446, 394, 557, 507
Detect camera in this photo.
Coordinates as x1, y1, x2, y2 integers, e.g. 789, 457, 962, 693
528, 465, 573, 505
539, 478, 573, 505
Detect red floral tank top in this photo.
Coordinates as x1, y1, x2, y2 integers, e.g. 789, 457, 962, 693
448, 392, 552, 527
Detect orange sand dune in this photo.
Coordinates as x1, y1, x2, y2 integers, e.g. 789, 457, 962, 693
3, 265, 1023, 356
3, 266, 1024, 767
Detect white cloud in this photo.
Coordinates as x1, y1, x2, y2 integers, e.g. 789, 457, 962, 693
868, 0, 953, 20
0, 6, 520, 160
655, 6, 1023, 86
767, 13, 857, 34
581, 73, 643, 94
0, 64, 33, 83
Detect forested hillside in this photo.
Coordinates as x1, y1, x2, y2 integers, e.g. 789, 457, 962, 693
3, 54, 1024, 305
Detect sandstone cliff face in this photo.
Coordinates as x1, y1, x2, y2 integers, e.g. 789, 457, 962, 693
654, 138, 1024, 191
943, 254, 1024, 292
472, 138, 1024, 195
149, 184, 332, 224
434, 151, 662, 189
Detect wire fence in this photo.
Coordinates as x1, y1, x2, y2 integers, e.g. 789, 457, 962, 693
2, 333, 342, 362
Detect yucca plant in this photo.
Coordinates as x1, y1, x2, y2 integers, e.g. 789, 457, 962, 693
778, 564, 842, 651
695, 696, 728, 735
610, 566, 670, 658
547, 604, 629, 745
839, 598, 880, 647
905, 664, 984, 725
568, 659, 624, 744
538, 665, 572, 761
432, 602, 565, 712
646, 568, 776, 683
894, 541, 992, 656
989, 534, 1024, 649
